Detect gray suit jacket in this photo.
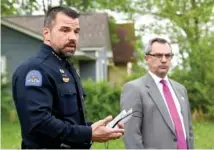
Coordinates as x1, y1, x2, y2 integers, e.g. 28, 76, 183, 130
120, 74, 194, 149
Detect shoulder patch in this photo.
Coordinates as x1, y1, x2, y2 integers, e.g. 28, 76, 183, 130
25, 70, 42, 87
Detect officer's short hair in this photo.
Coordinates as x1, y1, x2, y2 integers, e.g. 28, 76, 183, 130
44, 6, 80, 28
144, 37, 172, 54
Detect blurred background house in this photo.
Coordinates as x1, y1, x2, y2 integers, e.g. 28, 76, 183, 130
1, 13, 136, 84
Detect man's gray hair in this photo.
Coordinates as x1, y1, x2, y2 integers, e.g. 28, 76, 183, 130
144, 37, 172, 54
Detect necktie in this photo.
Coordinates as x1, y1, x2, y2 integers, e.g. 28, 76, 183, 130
160, 80, 187, 149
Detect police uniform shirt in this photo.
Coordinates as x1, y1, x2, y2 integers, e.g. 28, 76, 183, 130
12, 43, 92, 149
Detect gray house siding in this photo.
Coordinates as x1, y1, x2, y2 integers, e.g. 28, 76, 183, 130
2, 14, 112, 82
1, 25, 42, 75
79, 60, 96, 81
1, 25, 97, 81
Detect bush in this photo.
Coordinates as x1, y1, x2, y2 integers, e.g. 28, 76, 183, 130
1, 74, 17, 122
207, 106, 214, 121
122, 71, 145, 84
170, 68, 214, 120
82, 79, 121, 122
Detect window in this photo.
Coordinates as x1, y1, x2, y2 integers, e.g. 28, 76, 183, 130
1, 56, 7, 83
1, 56, 7, 74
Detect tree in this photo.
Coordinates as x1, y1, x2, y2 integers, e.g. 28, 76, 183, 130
41, 0, 135, 13
1, 0, 39, 16
129, 0, 214, 115
1, 0, 18, 16
1, 0, 135, 15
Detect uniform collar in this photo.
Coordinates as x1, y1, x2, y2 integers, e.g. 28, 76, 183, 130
40, 43, 66, 61
40, 43, 71, 68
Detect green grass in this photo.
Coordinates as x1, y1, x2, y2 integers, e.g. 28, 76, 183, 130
1, 121, 21, 149
92, 138, 125, 149
193, 121, 214, 149
1, 121, 214, 149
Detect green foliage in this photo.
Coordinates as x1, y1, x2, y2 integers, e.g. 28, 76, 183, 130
82, 79, 121, 122
128, 0, 214, 119
108, 17, 120, 45
1, 0, 134, 15
1, 74, 16, 122
1, 0, 17, 16
207, 106, 214, 121
64, 0, 135, 13
18, 0, 39, 15
170, 68, 214, 114
1, 0, 39, 16
122, 71, 145, 84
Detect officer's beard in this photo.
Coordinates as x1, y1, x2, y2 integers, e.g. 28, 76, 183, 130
63, 50, 75, 58
55, 43, 76, 59
62, 41, 76, 57
57, 48, 75, 59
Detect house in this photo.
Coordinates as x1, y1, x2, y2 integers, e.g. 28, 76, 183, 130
108, 23, 136, 85
1, 13, 136, 83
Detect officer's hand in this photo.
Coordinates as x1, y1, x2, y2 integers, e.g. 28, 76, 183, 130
118, 122, 125, 129
91, 116, 124, 142
115, 122, 125, 130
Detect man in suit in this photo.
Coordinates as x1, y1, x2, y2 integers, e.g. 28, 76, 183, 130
120, 37, 194, 149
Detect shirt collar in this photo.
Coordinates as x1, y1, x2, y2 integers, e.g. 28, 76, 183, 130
149, 71, 169, 84
40, 43, 66, 61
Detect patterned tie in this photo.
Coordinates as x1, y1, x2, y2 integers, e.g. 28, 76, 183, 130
160, 80, 187, 149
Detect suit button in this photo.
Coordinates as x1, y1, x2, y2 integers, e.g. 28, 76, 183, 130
174, 137, 177, 142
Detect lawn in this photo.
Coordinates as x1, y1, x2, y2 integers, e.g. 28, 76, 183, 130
1, 120, 214, 149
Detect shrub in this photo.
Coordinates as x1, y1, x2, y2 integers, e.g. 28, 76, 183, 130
82, 79, 121, 122
1, 74, 17, 122
170, 68, 214, 120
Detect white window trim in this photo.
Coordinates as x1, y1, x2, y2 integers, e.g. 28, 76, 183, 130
1, 56, 7, 74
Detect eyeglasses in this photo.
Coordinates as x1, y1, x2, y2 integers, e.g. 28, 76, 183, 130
147, 53, 174, 60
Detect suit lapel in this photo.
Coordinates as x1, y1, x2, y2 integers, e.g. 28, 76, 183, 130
145, 74, 176, 136
169, 80, 189, 138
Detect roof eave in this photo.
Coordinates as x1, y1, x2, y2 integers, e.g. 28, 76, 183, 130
74, 51, 96, 60
1, 19, 43, 41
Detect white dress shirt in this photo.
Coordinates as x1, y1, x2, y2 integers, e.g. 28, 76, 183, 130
149, 71, 186, 138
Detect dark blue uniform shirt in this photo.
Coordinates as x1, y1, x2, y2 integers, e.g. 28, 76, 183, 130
12, 44, 92, 149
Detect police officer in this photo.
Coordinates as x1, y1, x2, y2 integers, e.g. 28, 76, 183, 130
12, 6, 124, 149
